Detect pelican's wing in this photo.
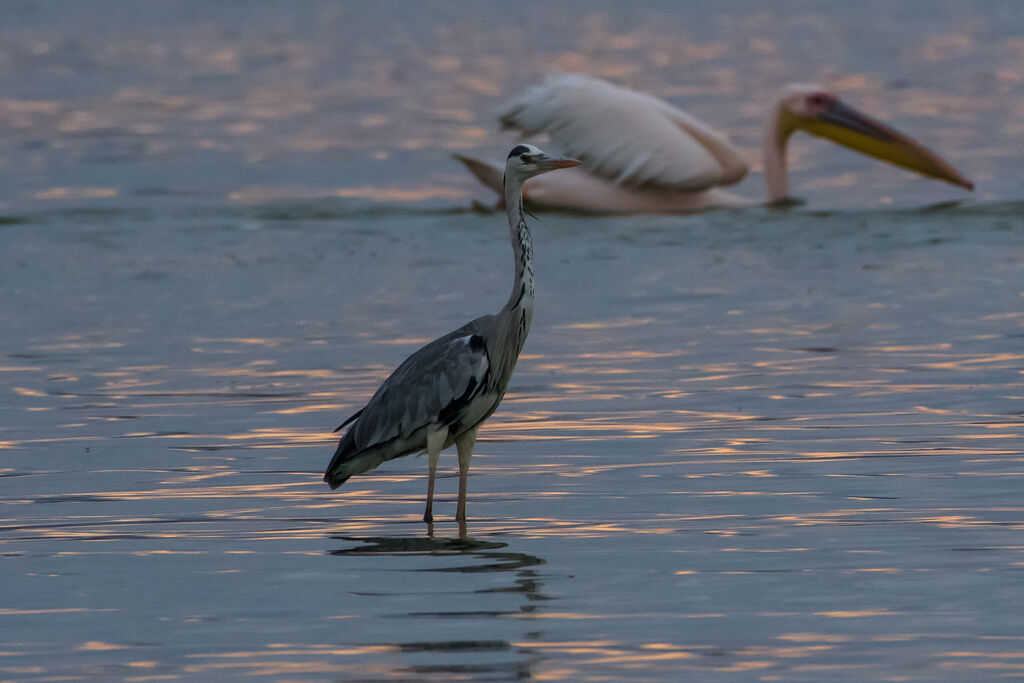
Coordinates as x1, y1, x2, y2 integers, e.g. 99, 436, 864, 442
500, 73, 748, 192
344, 331, 491, 453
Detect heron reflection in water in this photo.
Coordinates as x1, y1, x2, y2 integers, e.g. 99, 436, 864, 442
457, 73, 973, 214
329, 534, 548, 678
324, 145, 579, 526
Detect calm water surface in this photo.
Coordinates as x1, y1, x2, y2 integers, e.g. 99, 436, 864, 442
2, 2, 1023, 681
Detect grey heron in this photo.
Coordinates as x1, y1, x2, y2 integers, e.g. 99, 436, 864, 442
456, 73, 972, 214
324, 144, 580, 524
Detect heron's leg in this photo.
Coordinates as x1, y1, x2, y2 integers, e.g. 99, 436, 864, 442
423, 428, 446, 523
454, 427, 477, 523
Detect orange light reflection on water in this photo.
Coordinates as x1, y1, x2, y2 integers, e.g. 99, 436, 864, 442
227, 184, 468, 204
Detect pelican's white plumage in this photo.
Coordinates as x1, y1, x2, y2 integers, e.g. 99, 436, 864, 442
458, 73, 973, 214
501, 73, 748, 191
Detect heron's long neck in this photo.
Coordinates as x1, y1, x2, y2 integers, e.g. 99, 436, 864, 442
762, 102, 794, 203
501, 180, 534, 351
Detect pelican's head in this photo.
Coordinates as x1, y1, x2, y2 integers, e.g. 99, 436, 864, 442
774, 84, 973, 190
504, 144, 580, 185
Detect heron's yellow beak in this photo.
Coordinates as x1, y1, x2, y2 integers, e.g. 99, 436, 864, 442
535, 155, 581, 172
783, 101, 973, 190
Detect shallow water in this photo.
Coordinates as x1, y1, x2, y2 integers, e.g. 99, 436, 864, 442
2, 2, 1024, 681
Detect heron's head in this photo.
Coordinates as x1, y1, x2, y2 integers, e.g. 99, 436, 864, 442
773, 84, 973, 190
504, 144, 580, 185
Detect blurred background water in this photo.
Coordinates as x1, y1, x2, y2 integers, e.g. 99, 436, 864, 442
1, 1, 1022, 680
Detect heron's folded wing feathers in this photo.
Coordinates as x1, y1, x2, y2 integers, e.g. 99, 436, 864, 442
500, 73, 748, 191
347, 334, 490, 451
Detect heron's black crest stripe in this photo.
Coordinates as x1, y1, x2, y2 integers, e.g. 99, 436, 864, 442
508, 144, 531, 159
334, 408, 364, 432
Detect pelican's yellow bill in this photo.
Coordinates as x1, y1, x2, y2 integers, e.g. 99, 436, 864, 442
793, 102, 973, 190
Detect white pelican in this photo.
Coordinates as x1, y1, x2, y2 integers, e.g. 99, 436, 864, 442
325, 145, 580, 526
455, 73, 973, 214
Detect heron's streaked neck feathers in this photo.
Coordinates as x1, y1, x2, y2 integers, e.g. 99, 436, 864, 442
501, 177, 534, 355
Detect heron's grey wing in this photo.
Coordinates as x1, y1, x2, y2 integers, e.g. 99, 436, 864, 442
346, 333, 491, 453
499, 73, 748, 191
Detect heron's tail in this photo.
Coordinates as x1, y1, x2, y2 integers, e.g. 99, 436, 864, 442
324, 437, 389, 490
323, 455, 351, 489
453, 154, 504, 196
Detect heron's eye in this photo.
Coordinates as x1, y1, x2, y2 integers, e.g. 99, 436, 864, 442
520, 154, 532, 163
